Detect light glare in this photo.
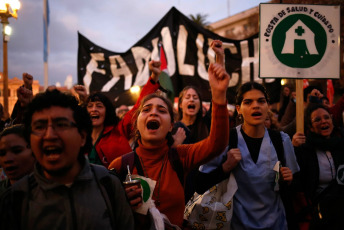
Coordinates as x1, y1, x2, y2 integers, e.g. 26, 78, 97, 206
130, 85, 141, 94
4, 25, 11, 35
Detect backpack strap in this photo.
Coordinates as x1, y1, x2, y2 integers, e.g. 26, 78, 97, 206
168, 147, 184, 187
118, 151, 135, 182
229, 128, 238, 149
267, 130, 299, 230
119, 148, 185, 187
118, 150, 153, 181
133, 151, 145, 177
267, 129, 285, 165
229, 128, 285, 164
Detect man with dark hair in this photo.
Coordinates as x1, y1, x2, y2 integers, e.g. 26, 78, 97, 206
0, 89, 134, 230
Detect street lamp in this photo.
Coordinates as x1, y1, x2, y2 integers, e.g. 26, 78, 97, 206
0, 0, 20, 115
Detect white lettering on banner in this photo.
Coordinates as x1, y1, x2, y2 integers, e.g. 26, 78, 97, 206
252, 38, 262, 83
177, 25, 195, 76
131, 46, 151, 86
240, 38, 270, 84
223, 42, 238, 54
222, 41, 240, 87
108, 55, 133, 90
101, 74, 120, 92
82, 27, 263, 93
84, 53, 106, 94
161, 27, 176, 75
196, 34, 208, 80
207, 38, 216, 64
151, 37, 159, 61
230, 72, 240, 87
240, 40, 255, 84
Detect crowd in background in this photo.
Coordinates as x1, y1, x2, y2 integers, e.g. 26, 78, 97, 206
0, 40, 343, 230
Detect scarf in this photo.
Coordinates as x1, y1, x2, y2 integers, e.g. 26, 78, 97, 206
306, 131, 342, 152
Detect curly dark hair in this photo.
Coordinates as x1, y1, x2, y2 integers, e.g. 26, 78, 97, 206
304, 103, 331, 132
23, 89, 92, 162
86, 92, 118, 126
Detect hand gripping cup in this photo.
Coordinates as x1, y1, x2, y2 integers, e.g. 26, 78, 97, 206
123, 179, 141, 190
123, 165, 141, 197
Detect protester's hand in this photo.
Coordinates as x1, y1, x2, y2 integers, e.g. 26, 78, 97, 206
208, 63, 230, 105
149, 60, 161, 83
309, 89, 323, 101
17, 86, 33, 107
73, 85, 88, 104
125, 185, 143, 210
280, 167, 293, 183
222, 148, 241, 173
172, 127, 186, 147
22, 73, 33, 90
292, 132, 306, 147
210, 40, 224, 67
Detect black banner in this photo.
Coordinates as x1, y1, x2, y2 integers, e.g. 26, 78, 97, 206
78, 7, 280, 106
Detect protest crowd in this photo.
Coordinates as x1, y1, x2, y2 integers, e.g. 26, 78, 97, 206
0, 39, 344, 230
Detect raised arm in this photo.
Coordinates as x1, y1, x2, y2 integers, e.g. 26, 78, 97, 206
148, 60, 161, 83
210, 40, 225, 67
208, 63, 228, 105
11, 73, 34, 124
72, 84, 89, 106
23, 73, 33, 90
203, 40, 225, 128
178, 63, 230, 170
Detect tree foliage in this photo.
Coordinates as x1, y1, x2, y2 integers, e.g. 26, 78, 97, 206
189, 13, 210, 28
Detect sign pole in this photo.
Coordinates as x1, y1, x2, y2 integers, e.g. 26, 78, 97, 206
296, 79, 304, 133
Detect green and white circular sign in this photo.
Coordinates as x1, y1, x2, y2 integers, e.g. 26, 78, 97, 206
259, 4, 340, 79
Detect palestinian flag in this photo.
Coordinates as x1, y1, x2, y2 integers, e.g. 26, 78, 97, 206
303, 79, 309, 89
327, 79, 334, 106
158, 43, 175, 102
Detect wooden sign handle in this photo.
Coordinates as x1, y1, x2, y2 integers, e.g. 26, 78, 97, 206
296, 79, 304, 133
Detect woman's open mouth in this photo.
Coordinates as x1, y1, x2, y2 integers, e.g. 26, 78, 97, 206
4, 166, 18, 175
90, 114, 100, 121
320, 125, 330, 131
147, 120, 160, 130
251, 112, 262, 117
187, 104, 196, 110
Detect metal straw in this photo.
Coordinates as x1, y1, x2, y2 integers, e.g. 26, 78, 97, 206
127, 165, 132, 181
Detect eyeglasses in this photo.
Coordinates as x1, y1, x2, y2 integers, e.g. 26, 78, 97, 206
31, 118, 77, 136
311, 114, 331, 124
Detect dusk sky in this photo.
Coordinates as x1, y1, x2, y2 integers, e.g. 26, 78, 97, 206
1, 0, 269, 87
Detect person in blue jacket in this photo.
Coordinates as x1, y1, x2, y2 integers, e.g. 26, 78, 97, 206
196, 82, 299, 230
